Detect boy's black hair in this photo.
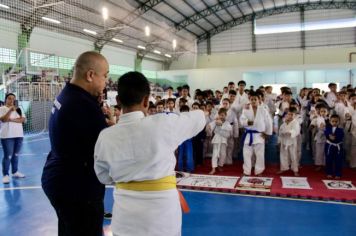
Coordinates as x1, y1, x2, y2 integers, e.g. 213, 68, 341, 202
192, 102, 200, 107
205, 100, 213, 106
315, 102, 328, 110
177, 86, 182, 92
255, 89, 264, 98
283, 90, 293, 96
238, 80, 246, 86
349, 93, 356, 99
182, 84, 190, 90
229, 90, 237, 95
199, 103, 206, 108
156, 101, 164, 106
249, 91, 259, 98
222, 98, 230, 102
179, 98, 187, 103
228, 81, 235, 86
166, 98, 175, 104
5, 93, 16, 101
148, 103, 156, 109
289, 100, 298, 106
117, 72, 150, 107
288, 107, 298, 114
218, 107, 228, 115
166, 86, 173, 90
180, 105, 190, 112
328, 83, 336, 88
330, 114, 340, 120
114, 105, 121, 110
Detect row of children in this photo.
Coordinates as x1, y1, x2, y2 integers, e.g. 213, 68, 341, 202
110, 81, 356, 179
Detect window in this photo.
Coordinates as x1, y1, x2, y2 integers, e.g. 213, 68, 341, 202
0, 47, 16, 64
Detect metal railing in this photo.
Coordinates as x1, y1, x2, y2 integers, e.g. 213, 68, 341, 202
12, 82, 65, 101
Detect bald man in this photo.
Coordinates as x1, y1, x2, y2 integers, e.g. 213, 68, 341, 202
42, 51, 109, 236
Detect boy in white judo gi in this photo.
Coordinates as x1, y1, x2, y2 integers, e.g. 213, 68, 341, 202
207, 108, 233, 174
94, 72, 205, 236
277, 107, 301, 176
345, 93, 356, 168
240, 91, 273, 176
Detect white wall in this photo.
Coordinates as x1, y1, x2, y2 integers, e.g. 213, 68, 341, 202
0, 19, 20, 50
157, 63, 356, 93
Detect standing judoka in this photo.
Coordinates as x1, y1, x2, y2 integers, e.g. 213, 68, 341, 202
240, 91, 273, 176
277, 107, 301, 176
94, 72, 205, 236
325, 114, 344, 179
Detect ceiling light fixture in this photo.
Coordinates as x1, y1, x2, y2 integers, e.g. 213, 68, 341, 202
42, 17, 61, 24
145, 26, 150, 37
0, 3, 10, 9
83, 29, 97, 35
112, 38, 123, 43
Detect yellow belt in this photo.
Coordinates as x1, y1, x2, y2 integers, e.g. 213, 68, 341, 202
115, 175, 176, 191
115, 175, 190, 213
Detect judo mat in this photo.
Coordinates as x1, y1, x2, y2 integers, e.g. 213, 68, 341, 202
181, 160, 356, 203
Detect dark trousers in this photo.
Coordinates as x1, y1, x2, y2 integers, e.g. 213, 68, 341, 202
193, 137, 204, 166
1, 137, 23, 176
325, 144, 343, 177
48, 196, 104, 236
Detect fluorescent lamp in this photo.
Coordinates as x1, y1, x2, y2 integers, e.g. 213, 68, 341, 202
42, 17, 61, 24
138, 45, 146, 50
102, 7, 108, 20
254, 18, 356, 35
0, 3, 10, 9
145, 26, 150, 36
164, 54, 171, 58
112, 38, 123, 43
172, 39, 177, 49
153, 50, 161, 54
83, 29, 97, 35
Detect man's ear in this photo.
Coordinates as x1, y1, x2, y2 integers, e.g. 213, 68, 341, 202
86, 70, 94, 82
143, 95, 149, 108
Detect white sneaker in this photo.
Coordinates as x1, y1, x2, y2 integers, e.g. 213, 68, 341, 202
2, 175, 10, 184
12, 172, 25, 178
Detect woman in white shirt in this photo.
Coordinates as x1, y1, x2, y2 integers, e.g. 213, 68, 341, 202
0, 93, 26, 184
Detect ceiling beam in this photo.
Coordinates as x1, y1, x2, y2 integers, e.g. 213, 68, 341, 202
197, 1, 356, 42
182, 0, 217, 28
201, 0, 227, 25
175, 0, 248, 31
162, 0, 209, 33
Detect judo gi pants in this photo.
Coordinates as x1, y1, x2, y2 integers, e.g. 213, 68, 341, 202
243, 143, 265, 175
212, 143, 227, 168
280, 143, 298, 173
48, 197, 104, 236
315, 142, 325, 166
225, 137, 235, 165
325, 144, 343, 177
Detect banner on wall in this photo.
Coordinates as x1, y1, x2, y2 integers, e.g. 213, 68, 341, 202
150, 75, 188, 92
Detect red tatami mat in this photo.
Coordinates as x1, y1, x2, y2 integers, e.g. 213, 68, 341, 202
179, 160, 356, 203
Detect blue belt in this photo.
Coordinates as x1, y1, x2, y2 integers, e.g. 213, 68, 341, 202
242, 129, 260, 146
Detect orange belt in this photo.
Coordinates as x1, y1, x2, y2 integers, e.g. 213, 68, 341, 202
115, 175, 190, 213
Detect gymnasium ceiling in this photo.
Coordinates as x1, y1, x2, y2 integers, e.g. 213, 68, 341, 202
0, 0, 355, 60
